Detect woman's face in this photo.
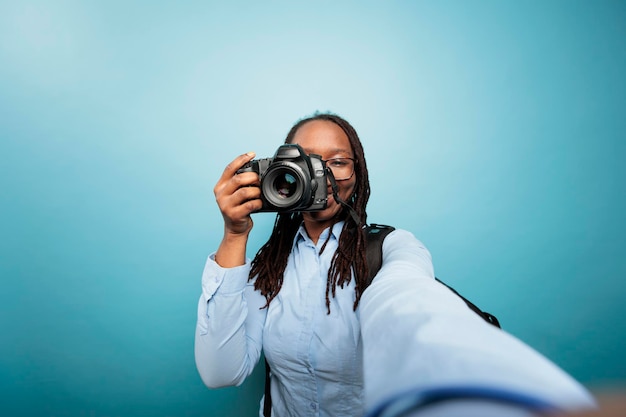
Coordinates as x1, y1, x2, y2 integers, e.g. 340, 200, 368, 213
290, 120, 357, 229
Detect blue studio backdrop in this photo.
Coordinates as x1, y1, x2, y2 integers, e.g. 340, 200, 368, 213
1, 1, 624, 416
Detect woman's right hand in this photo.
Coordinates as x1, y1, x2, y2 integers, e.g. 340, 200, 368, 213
214, 152, 263, 237
213, 152, 263, 267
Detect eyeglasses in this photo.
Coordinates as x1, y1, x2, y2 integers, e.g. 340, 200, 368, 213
323, 158, 356, 181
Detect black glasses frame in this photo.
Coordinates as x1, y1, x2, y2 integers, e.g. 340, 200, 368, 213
322, 157, 356, 181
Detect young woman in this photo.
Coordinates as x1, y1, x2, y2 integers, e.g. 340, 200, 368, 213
195, 113, 595, 417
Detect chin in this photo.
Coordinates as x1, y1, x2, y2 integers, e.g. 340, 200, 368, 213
305, 203, 342, 223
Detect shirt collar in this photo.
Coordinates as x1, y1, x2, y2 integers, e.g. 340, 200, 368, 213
295, 220, 346, 247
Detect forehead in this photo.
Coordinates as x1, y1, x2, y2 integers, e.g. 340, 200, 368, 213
291, 120, 353, 156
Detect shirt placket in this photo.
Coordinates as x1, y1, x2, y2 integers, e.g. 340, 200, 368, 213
296, 238, 322, 416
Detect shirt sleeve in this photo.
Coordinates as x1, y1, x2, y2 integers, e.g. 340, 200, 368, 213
359, 229, 596, 416
194, 253, 267, 388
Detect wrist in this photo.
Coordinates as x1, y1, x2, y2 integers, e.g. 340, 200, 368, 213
215, 230, 249, 268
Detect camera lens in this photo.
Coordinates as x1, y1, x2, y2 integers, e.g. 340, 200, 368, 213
261, 163, 308, 210
273, 173, 297, 199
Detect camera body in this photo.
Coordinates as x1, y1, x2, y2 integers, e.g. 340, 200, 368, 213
237, 144, 328, 212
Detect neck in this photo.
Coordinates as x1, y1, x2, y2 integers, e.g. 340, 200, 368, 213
302, 218, 336, 244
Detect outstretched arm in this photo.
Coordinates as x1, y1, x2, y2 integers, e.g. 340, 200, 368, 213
360, 229, 595, 416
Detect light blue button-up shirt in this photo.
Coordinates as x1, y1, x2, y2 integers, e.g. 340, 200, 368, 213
195, 221, 366, 417
195, 222, 595, 417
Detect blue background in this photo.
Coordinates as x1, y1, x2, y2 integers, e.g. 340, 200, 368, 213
1, 1, 624, 416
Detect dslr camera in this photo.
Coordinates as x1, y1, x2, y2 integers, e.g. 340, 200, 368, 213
236, 144, 328, 212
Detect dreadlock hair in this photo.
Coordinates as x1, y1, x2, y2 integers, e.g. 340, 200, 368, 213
249, 112, 371, 314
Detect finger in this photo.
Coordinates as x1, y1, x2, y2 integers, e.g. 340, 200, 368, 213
214, 172, 260, 207
232, 171, 261, 188
214, 152, 258, 198
221, 183, 262, 212
222, 152, 256, 179
217, 183, 262, 218
234, 182, 262, 203
235, 197, 263, 216
221, 196, 263, 227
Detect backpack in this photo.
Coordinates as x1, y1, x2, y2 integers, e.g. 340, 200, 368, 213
263, 224, 500, 416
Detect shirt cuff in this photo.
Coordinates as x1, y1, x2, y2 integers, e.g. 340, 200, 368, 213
365, 385, 561, 417
201, 252, 252, 301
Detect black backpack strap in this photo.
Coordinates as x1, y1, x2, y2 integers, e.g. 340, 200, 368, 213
263, 358, 271, 417
435, 277, 501, 328
364, 223, 396, 287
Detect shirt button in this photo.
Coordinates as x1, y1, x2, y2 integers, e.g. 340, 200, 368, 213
310, 402, 317, 410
